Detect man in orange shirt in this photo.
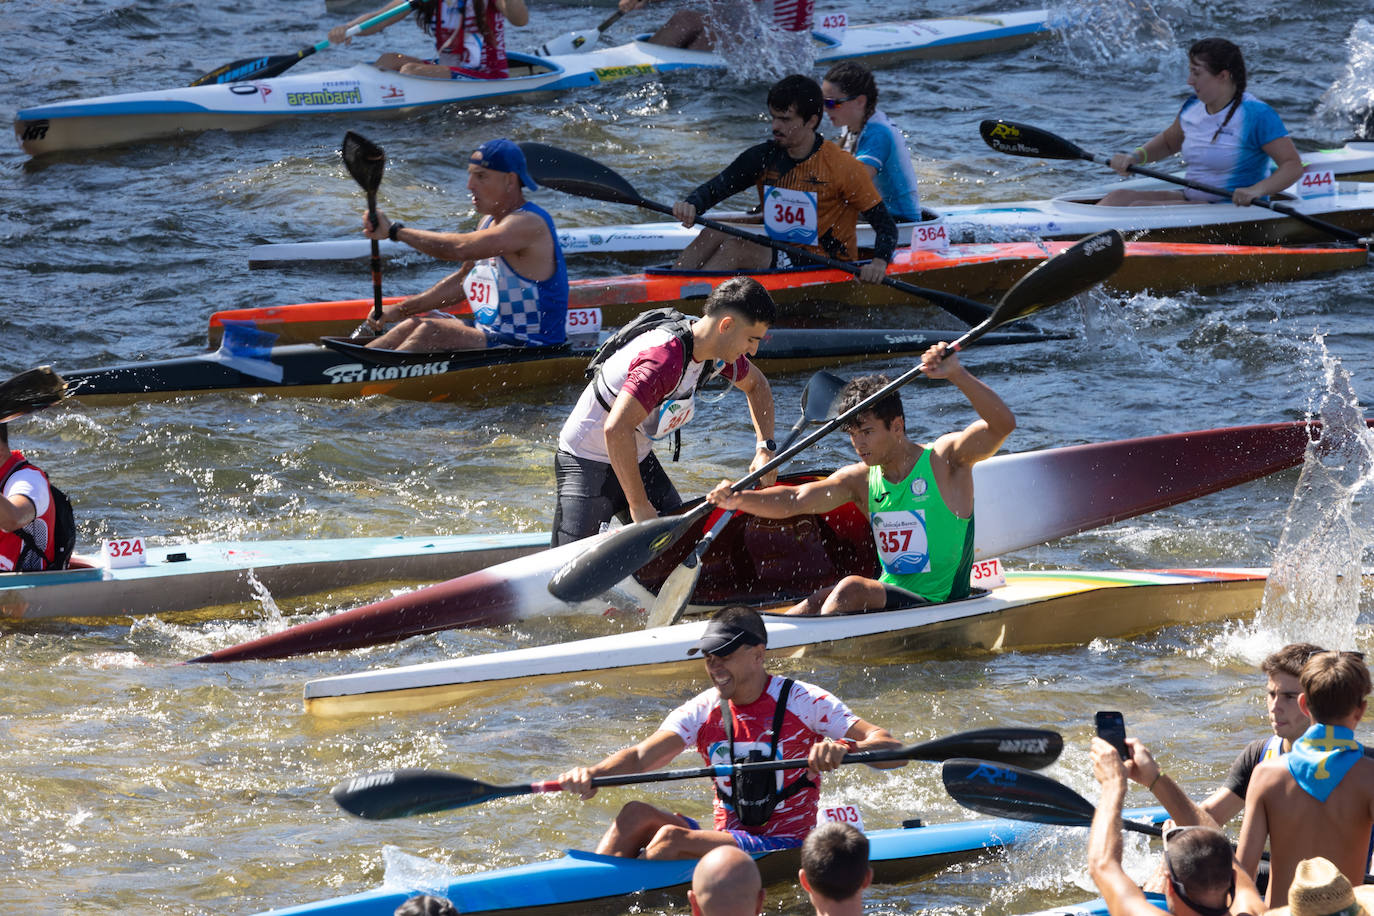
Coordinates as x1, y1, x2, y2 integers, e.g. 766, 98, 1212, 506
672, 74, 897, 283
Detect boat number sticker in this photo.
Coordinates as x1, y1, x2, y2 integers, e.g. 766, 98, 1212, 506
565, 308, 602, 335
1297, 169, 1336, 198
970, 557, 1006, 589
101, 537, 147, 569
818, 12, 847, 32
819, 804, 865, 830
909, 222, 949, 252
871, 510, 930, 575
763, 186, 819, 246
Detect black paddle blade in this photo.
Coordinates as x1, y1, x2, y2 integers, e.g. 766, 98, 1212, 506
0, 366, 68, 422
980, 120, 1091, 162
518, 142, 644, 207
548, 508, 706, 603
802, 370, 848, 423
904, 729, 1062, 770
942, 759, 1095, 825
999, 229, 1125, 316
190, 51, 306, 87
343, 131, 386, 193
332, 769, 525, 820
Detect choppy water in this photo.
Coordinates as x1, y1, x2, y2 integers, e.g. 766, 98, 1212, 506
5, 0, 1374, 913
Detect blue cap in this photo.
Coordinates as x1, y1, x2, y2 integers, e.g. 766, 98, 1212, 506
470, 138, 537, 190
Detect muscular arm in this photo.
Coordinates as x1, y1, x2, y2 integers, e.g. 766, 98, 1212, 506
846, 719, 904, 769
367, 209, 547, 266
603, 391, 656, 522
733, 365, 777, 480
1235, 770, 1271, 882
558, 729, 688, 799
1088, 739, 1163, 916
706, 463, 867, 519
1234, 135, 1304, 205
1109, 118, 1184, 174
924, 350, 1015, 469
385, 268, 473, 320
1199, 786, 1245, 826
0, 492, 35, 533
684, 144, 771, 216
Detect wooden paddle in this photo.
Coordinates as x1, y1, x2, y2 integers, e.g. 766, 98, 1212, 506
535, 9, 626, 56
516, 142, 1001, 327
341, 131, 388, 339
332, 727, 1063, 820
189, 0, 422, 86
979, 119, 1370, 246
0, 367, 68, 423
644, 369, 847, 628
546, 228, 1126, 604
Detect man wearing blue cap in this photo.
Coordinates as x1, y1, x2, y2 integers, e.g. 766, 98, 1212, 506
360, 138, 569, 352
557, 605, 902, 860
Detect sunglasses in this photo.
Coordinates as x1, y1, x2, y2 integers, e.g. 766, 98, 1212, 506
1163, 825, 1234, 916
823, 94, 858, 109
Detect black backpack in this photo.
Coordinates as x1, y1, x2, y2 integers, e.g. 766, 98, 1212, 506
3, 460, 75, 571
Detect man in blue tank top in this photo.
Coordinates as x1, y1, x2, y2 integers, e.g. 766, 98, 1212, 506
359, 138, 569, 351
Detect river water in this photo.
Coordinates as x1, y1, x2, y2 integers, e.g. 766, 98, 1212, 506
5, 0, 1374, 913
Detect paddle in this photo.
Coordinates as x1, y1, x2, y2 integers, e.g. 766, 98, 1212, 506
342, 131, 387, 339
644, 370, 847, 628
546, 228, 1125, 603
332, 727, 1063, 820
0, 367, 67, 423
189, 0, 422, 87
979, 119, 1369, 246
536, 9, 626, 56
517, 142, 1006, 328
942, 758, 1161, 837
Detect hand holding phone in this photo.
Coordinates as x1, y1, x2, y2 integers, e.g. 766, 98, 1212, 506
1096, 710, 1128, 760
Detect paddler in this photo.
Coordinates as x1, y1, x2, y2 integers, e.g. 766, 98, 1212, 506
1237, 650, 1374, 905
358, 138, 569, 352
0, 423, 67, 572
329, 0, 529, 80
556, 605, 904, 859
551, 277, 776, 547
672, 75, 898, 282
705, 348, 1014, 615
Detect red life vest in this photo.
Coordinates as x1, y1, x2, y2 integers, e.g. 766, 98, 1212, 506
0, 450, 57, 572
433, 0, 508, 79
762, 0, 814, 32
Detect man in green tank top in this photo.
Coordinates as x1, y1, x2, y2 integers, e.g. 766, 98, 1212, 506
705, 344, 1014, 614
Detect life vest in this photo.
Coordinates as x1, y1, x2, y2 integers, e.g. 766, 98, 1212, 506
714, 677, 813, 827
0, 451, 58, 572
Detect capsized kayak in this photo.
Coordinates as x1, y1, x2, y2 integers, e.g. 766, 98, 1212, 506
16, 11, 1050, 156
252, 808, 1169, 916
247, 163, 1374, 266
301, 567, 1270, 717
0, 533, 546, 621
64, 326, 1066, 406
211, 241, 1372, 348
192, 420, 1335, 666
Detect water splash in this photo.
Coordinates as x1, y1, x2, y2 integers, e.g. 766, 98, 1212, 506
707, 0, 814, 83
1316, 20, 1374, 139
1248, 337, 1374, 651
246, 568, 283, 627
1046, 0, 1180, 74
380, 845, 457, 896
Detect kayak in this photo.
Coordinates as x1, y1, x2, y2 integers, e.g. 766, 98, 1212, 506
15, 10, 1050, 156
299, 566, 1270, 717
63, 326, 1066, 406
192, 419, 1333, 667
251, 807, 1166, 916
1017, 895, 1168, 916
210, 241, 1372, 348
0, 532, 546, 621
244, 145, 1374, 267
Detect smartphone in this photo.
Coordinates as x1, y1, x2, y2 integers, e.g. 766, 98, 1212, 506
1095, 710, 1129, 759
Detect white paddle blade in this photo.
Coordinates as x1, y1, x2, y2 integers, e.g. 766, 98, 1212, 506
536, 28, 599, 57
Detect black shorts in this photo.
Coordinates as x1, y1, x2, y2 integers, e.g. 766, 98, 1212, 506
551, 450, 684, 547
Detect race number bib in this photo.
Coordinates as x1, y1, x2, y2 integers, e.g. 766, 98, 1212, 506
763, 185, 819, 246
463, 264, 500, 325
648, 395, 696, 440
871, 510, 930, 575
1296, 169, 1336, 198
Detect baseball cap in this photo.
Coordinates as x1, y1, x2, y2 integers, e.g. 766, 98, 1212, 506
470, 138, 537, 190
687, 610, 768, 657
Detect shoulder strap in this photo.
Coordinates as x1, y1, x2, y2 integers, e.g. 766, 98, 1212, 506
2, 460, 46, 558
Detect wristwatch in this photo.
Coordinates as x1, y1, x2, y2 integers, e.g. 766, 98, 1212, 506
756, 439, 776, 452
387, 221, 405, 242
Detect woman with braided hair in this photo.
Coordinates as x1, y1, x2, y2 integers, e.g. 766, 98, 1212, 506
1100, 38, 1303, 207
329, 0, 529, 80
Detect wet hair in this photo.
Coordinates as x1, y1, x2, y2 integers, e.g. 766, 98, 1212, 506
801, 822, 870, 901
1165, 827, 1236, 904
703, 276, 777, 326
1189, 38, 1247, 142
823, 61, 878, 120
394, 895, 458, 916
1300, 651, 1372, 723
838, 374, 904, 431
767, 74, 824, 126
1262, 643, 1325, 679
414, 0, 495, 50
0, 424, 8, 450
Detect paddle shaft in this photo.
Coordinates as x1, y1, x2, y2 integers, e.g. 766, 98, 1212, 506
367, 191, 384, 321
638, 198, 994, 326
